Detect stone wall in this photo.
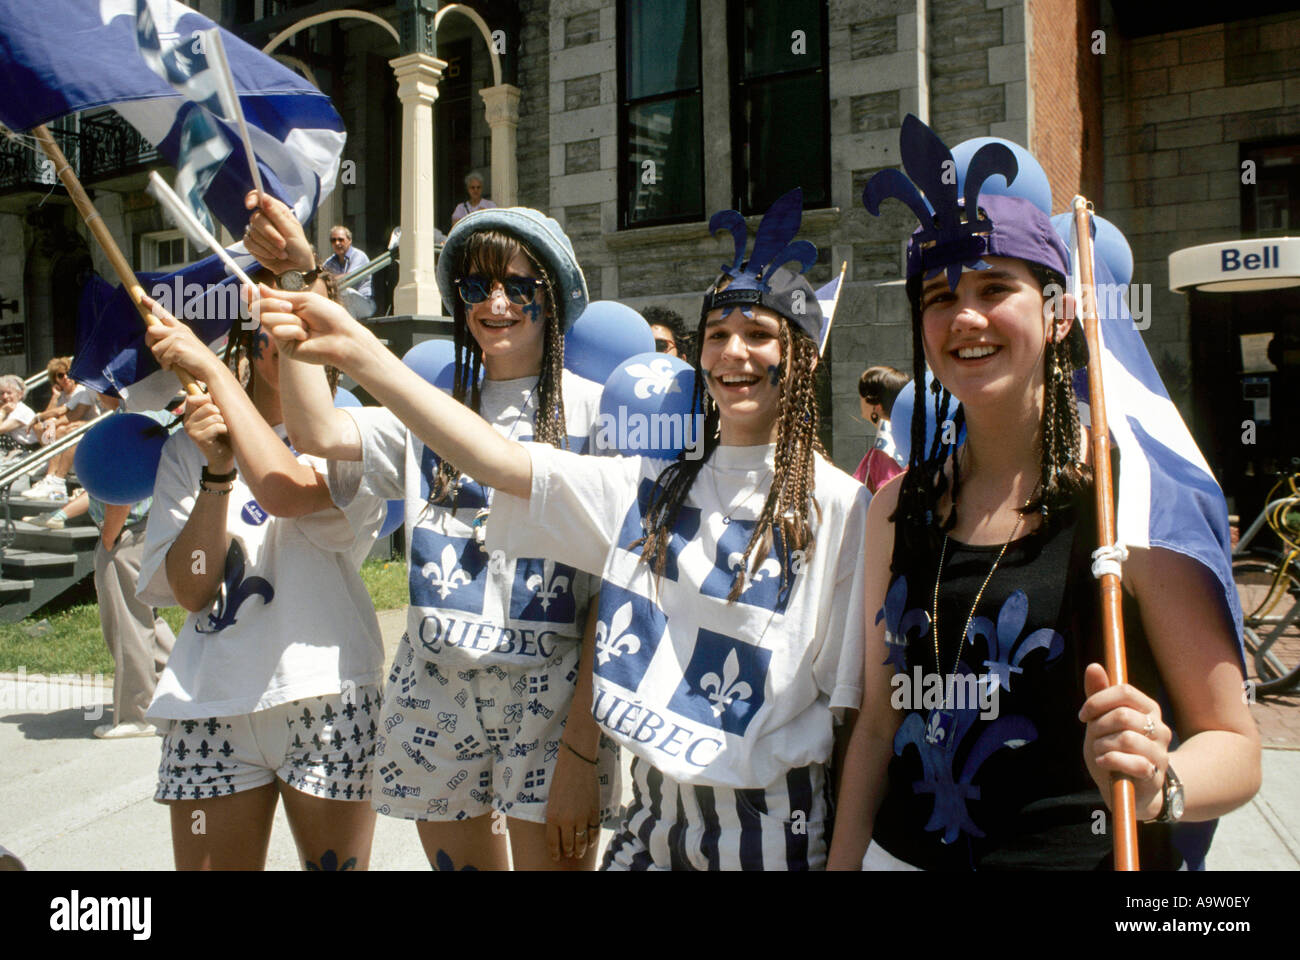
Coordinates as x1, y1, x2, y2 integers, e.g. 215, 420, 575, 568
1099, 11, 1300, 415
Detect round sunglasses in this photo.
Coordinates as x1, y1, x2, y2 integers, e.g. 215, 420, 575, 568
455, 274, 543, 305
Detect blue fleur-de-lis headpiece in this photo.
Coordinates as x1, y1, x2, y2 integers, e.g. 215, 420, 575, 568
864, 114, 1037, 290
701, 188, 824, 344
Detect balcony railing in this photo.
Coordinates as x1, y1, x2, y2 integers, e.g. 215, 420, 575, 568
80, 112, 159, 182
0, 126, 80, 193
0, 112, 159, 195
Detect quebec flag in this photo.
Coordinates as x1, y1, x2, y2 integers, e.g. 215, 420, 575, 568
1062, 209, 1243, 649
0, 0, 345, 233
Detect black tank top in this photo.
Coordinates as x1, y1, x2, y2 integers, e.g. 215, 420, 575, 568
870, 495, 1186, 870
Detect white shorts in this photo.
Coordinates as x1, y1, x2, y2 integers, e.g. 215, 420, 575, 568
155, 684, 381, 802
372, 632, 619, 824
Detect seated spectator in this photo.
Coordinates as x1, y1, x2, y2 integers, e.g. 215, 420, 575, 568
0, 374, 43, 457
450, 170, 496, 227
643, 305, 693, 363
853, 364, 909, 494
323, 225, 375, 320
18, 358, 98, 501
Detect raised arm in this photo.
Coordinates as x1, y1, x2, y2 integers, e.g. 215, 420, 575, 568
241, 190, 362, 460
258, 287, 533, 500
143, 296, 335, 518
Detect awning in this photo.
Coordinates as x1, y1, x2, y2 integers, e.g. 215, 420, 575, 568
1169, 237, 1300, 293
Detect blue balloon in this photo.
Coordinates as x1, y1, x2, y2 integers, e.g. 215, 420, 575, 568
890, 372, 964, 466
951, 137, 1054, 215
598, 352, 699, 458
565, 300, 655, 385
379, 499, 404, 538
403, 338, 456, 385
1050, 211, 1133, 288
333, 386, 362, 408
74, 413, 168, 505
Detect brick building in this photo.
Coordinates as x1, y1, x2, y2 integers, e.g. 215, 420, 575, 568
2, 0, 1297, 511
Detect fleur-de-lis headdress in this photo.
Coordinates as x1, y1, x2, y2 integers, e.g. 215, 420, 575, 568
863, 114, 1066, 288
702, 188, 825, 345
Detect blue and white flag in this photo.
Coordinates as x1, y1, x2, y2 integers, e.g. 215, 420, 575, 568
172, 108, 232, 235
0, 0, 345, 232
72, 254, 239, 411
1063, 212, 1243, 646
814, 263, 846, 356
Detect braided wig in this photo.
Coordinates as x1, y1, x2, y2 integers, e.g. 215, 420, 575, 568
892, 262, 1090, 552
432, 229, 567, 505
636, 277, 826, 601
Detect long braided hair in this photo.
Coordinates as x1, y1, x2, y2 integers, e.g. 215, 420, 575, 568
636, 283, 826, 601
892, 262, 1090, 550
431, 230, 567, 505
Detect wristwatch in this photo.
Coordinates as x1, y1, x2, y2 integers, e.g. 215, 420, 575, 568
1153, 763, 1185, 823
277, 264, 322, 291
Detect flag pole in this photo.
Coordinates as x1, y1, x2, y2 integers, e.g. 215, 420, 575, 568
29, 124, 201, 397
1073, 194, 1140, 871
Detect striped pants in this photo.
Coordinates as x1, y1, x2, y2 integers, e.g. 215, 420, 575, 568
601, 757, 832, 871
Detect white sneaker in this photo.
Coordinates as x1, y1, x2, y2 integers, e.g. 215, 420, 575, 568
93, 722, 158, 739
18, 477, 66, 501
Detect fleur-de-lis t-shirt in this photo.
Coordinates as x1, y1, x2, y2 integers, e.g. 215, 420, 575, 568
488, 442, 870, 790
139, 425, 387, 719
327, 369, 605, 670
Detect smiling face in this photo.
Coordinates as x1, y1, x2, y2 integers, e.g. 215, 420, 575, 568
0, 384, 20, 406
699, 304, 786, 445
461, 249, 548, 380
329, 228, 351, 258
918, 255, 1068, 412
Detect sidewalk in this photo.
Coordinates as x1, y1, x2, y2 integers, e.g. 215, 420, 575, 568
1, 608, 1295, 870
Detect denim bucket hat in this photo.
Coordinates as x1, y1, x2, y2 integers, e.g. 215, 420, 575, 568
436, 207, 589, 330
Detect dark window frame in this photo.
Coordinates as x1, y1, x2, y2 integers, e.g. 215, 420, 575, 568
616, 0, 706, 230
1241, 138, 1300, 237
726, 0, 831, 215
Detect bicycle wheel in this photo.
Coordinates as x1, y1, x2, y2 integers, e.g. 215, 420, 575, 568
1232, 552, 1300, 696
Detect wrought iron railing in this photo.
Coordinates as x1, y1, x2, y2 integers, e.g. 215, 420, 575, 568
0, 126, 80, 192
80, 112, 158, 182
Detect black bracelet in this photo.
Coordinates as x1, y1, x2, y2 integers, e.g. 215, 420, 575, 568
201, 465, 237, 483
561, 740, 598, 766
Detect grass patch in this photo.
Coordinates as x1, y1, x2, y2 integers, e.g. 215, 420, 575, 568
0, 557, 407, 677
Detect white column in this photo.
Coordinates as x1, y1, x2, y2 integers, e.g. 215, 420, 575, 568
479, 83, 521, 208
389, 52, 447, 316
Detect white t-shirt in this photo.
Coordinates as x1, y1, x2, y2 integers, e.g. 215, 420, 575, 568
328, 369, 605, 671
4, 401, 40, 445
488, 443, 870, 790
60, 384, 97, 418
138, 425, 386, 719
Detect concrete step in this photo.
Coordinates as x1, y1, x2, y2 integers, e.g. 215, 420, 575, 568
0, 578, 33, 602
1, 550, 77, 578
8, 523, 100, 554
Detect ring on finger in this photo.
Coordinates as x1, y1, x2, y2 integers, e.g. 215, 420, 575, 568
1143, 714, 1156, 740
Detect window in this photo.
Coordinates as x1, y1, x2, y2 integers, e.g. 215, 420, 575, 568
1242, 141, 1300, 235
142, 231, 194, 272
618, 0, 704, 228
729, 0, 829, 214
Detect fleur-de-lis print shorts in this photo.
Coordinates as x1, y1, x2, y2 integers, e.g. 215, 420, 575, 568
371, 632, 620, 824
153, 683, 382, 803
601, 758, 833, 871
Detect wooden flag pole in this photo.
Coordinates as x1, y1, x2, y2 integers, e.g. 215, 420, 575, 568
30, 124, 201, 397
1073, 195, 1139, 871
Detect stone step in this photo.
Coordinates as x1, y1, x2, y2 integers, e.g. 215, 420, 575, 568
0, 578, 33, 601
9, 523, 100, 554
1, 550, 77, 578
